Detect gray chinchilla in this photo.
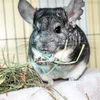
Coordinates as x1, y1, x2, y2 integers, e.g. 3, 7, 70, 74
18, 0, 90, 85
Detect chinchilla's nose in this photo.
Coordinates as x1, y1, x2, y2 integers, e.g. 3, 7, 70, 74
42, 46, 48, 51
41, 43, 48, 50
39, 43, 49, 54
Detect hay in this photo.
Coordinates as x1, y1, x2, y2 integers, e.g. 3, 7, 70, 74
0, 62, 42, 94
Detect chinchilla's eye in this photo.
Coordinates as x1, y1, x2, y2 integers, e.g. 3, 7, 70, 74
55, 26, 61, 34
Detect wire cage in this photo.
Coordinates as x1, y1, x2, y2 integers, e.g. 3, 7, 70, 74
0, 0, 100, 68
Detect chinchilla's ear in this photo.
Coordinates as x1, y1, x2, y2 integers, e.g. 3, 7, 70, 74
18, 0, 36, 25
64, 0, 85, 27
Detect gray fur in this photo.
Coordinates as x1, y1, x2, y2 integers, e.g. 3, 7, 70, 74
18, 0, 90, 85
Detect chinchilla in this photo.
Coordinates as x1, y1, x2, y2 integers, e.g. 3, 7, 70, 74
18, 0, 90, 85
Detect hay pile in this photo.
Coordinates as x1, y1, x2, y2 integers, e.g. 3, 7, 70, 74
0, 63, 42, 94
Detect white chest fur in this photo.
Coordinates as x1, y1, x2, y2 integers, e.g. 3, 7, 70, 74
31, 57, 86, 82
31, 47, 87, 84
